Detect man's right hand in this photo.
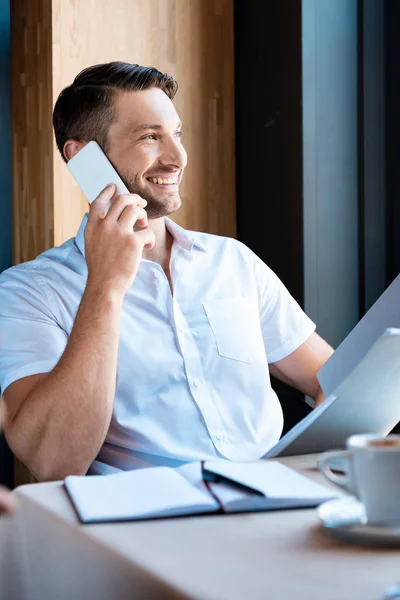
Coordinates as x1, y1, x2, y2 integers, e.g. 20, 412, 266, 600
84, 184, 155, 296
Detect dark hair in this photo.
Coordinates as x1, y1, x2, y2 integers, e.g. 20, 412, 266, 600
53, 61, 178, 162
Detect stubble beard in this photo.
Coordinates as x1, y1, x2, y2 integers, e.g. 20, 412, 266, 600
119, 170, 182, 220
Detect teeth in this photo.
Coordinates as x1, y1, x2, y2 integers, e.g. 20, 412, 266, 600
148, 177, 177, 185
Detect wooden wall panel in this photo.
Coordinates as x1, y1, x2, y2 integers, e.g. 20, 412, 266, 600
10, 0, 54, 265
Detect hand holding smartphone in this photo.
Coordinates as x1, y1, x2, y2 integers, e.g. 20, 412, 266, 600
67, 140, 130, 204
66, 141, 155, 296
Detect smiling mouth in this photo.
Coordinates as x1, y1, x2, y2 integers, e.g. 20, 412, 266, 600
146, 176, 179, 186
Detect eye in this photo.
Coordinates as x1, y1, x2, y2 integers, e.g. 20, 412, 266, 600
142, 133, 157, 140
174, 130, 183, 138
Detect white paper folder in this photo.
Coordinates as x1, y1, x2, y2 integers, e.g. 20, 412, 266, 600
318, 273, 400, 398
264, 328, 400, 458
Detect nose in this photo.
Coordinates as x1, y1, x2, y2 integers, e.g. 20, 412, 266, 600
159, 136, 187, 170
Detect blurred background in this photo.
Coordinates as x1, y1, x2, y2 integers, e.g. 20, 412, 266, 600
0, 0, 399, 487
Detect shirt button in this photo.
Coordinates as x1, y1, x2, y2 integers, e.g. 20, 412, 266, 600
154, 271, 161, 279
192, 379, 201, 388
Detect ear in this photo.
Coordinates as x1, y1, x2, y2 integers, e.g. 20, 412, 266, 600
63, 139, 87, 162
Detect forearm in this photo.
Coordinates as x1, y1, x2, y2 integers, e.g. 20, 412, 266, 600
269, 333, 333, 408
7, 282, 124, 481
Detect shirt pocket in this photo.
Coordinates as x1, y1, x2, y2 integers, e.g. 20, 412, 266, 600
202, 297, 266, 363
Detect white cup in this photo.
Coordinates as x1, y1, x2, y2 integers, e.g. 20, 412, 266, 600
317, 433, 400, 525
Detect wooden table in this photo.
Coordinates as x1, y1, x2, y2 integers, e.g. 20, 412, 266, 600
4, 455, 400, 600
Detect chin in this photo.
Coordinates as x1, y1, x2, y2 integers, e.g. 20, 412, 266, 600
145, 194, 182, 220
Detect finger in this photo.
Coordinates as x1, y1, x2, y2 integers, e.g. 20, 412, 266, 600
88, 184, 116, 221
118, 205, 148, 230
134, 227, 156, 250
105, 194, 148, 222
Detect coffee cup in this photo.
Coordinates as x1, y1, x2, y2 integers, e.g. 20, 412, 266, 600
317, 433, 400, 525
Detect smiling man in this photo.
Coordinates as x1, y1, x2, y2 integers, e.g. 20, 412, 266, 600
0, 62, 333, 481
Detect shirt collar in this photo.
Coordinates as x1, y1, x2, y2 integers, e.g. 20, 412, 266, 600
164, 217, 207, 252
74, 213, 207, 258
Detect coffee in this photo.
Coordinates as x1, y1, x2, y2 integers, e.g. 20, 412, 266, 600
367, 439, 400, 448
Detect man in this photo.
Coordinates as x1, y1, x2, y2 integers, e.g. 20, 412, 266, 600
0, 62, 333, 481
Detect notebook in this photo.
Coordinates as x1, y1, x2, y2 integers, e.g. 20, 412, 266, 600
263, 328, 400, 458
64, 460, 336, 523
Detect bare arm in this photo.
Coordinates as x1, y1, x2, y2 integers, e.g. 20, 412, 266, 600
4, 284, 123, 481
3, 185, 154, 481
268, 332, 333, 408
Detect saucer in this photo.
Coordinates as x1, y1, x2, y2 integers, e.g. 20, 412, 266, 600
317, 497, 400, 547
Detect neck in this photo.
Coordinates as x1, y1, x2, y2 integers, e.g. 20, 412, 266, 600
142, 217, 173, 268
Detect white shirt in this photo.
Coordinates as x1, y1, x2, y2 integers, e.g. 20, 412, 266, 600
0, 215, 315, 473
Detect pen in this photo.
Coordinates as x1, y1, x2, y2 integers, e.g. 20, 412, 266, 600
201, 467, 265, 497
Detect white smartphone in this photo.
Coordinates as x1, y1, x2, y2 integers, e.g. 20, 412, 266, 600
67, 140, 129, 204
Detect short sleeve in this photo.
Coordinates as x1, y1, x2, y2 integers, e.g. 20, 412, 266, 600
249, 249, 316, 363
0, 266, 68, 392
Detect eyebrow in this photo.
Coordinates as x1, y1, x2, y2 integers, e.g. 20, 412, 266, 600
129, 122, 182, 134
